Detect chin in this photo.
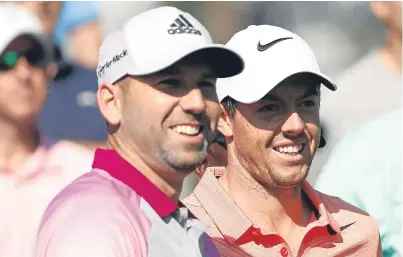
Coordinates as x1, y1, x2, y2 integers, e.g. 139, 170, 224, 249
272, 179, 305, 190
11, 112, 37, 125
263, 165, 309, 189
164, 153, 206, 174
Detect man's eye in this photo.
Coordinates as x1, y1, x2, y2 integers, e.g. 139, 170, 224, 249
300, 100, 316, 108
199, 81, 215, 89
258, 104, 279, 112
159, 79, 181, 87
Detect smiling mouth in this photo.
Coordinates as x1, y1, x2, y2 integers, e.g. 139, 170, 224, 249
273, 144, 305, 155
171, 124, 204, 136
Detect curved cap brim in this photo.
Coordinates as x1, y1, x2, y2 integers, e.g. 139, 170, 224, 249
131, 44, 245, 79
227, 70, 337, 105
183, 45, 245, 78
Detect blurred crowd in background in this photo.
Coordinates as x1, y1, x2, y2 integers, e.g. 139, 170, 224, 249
26, 1, 396, 192
0, 1, 401, 257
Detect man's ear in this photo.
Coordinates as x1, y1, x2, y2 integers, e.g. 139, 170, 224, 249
217, 104, 233, 138
97, 82, 121, 126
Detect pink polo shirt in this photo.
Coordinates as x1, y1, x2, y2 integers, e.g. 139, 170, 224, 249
35, 148, 220, 257
183, 167, 382, 257
0, 139, 93, 257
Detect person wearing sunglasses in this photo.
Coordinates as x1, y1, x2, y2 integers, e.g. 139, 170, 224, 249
0, 4, 93, 257
194, 130, 228, 181
17, 1, 108, 149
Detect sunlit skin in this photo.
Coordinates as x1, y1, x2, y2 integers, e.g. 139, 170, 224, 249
217, 75, 322, 254
222, 78, 321, 190
97, 56, 221, 200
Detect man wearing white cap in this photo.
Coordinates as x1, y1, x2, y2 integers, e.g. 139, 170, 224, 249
183, 25, 382, 257
35, 6, 243, 257
0, 4, 93, 257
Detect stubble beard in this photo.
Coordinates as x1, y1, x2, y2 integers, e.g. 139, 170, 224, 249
156, 137, 208, 173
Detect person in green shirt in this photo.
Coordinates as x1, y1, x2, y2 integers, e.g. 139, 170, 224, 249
316, 109, 402, 257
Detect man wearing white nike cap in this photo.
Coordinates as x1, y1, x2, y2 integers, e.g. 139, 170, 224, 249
35, 6, 243, 257
183, 25, 381, 257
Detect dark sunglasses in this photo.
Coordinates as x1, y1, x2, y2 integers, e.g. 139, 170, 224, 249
0, 45, 46, 71
212, 131, 227, 149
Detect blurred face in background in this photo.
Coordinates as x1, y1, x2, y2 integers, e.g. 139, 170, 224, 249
0, 36, 49, 125
16, 1, 62, 36
370, 1, 402, 34
194, 130, 228, 180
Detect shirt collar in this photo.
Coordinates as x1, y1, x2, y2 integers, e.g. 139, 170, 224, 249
194, 167, 350, 245
92, 148, 178, 217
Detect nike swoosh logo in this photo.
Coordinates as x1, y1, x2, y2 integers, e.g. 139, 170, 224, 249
257, 37, 293, 52
340, 222, 356, 232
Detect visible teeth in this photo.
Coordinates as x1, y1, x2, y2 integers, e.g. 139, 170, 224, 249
172, 125, 200, 135
276, 144, 303, 153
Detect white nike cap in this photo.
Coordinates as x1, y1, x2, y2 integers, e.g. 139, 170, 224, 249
97, 6, 244, 86
216, 25, 337, 104
0, 3, 51, 58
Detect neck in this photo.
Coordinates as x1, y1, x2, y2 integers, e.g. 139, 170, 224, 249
107, 135, 183, 202
379, 27, 402, 74
0, 119, 39, 172
222, 157, 311, 236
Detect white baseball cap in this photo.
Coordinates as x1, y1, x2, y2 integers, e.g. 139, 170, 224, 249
216, 25, 337, 104
96, 6, 244, 86
0, 4, 51, 58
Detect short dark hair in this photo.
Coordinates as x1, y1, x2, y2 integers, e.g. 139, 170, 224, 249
221, 74, 322, 117
221, 96, 237, 117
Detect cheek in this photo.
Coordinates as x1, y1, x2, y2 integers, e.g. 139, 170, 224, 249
121, 101, 148, 131
149, 89, 177, 113
233, 117, 269, 156
123, 90, 174, 134
305, 122, 320, 142
32, 71, 48, 103
120, 102, 160, 151
0, 74, 16, 94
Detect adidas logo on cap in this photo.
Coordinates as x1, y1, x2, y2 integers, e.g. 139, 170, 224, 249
167, 14, 201, 36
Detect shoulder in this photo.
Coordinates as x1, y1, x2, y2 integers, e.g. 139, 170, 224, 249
342, 110, 400, 142
318, 191, 380, 243
47, 140, 94, 175
42, 170, 143, 222
36, 172, 149, 257
48, 140, 94, 160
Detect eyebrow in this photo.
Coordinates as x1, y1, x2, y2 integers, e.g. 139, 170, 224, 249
299, 86, 320, 99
